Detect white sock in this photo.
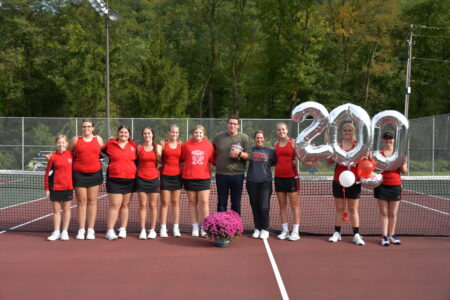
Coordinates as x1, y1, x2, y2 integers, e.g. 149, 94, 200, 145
160, 224, 167, 231
282, 223, 288, 231
292, 224, 299, 233
192, 223, 199, 229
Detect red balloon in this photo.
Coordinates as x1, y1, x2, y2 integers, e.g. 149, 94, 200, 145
357, 159, 374, 178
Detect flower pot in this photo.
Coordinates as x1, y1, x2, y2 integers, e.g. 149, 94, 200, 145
214, 237, 230, 248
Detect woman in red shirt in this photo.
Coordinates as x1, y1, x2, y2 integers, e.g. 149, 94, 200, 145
328, 122, 365, 245
44, 135, 74, 241
102, 125, 138, 240
69, 119, 104, 240
181, 125, 215, 237
136, 127, 162, 240
275, 123, 316, 241
374, 132, 407, 246
159, 124, 183, 238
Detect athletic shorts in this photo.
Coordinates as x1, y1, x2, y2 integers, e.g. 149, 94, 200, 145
374, 184, 402, 201
50, 190, 73, 202
136, 176, 160, 193
275, 177, 299, 193
183, 178, 211, 191
160, 174, 182, 191
106, 177, 135, 194
73, 170, 103, 188
332, 180, 361, 199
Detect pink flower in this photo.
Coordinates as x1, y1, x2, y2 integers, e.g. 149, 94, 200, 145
201, 211, 243, 241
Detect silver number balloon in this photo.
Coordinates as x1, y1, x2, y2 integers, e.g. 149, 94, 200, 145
328, 103, 372, 166
360, 173, 383, 189
371, 110, 409, 171
291, 101, 333, 162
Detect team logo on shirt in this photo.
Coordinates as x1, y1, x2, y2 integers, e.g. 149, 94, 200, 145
67, 158, 72, 164
130, 146, 135, 152
191, 150, 205, 165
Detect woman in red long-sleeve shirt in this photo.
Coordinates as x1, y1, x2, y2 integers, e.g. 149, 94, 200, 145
102, 125, 138, 240
181, 125, 215, 237
136, 127, 162, 240
69, 119, 104, 240
44, 135, 74, 241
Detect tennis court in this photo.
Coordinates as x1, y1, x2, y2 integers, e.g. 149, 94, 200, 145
0, 171, 449, 299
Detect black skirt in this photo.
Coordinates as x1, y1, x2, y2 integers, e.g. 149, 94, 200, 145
332, 180, 361, 199
106, 177, 135, 194
160, 174, 182, 191
274, 177, 300, 193
73, 170, 103, 188
183, 178, 211, 191
374, 184, 402, 201
136, 176, 160, 193
50, 190, 73, 202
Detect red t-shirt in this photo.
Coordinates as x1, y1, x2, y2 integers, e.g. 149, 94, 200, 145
73, 135, 102, 173
103, 139, 137, 179
181, 138, 215, 180
333, 141, 357, 182
137, 145, 159, 181
275, 138, 297, 178
44, 150, 73, 191
380, 151, 402, 185
161, 139, 182, 176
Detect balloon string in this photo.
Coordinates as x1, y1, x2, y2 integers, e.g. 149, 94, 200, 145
342, 187, 349, 222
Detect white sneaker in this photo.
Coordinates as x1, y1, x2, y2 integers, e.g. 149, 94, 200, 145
139, 229, 147, 240
160, 228, 168, 238
353, 233, 365, 246
191, 227, 199, 237
252, 229, 261, 239
200, 228, 207, 238
288, 231, 300, 241
277, 230, 290, 240
47, 231, 61, 241
173, 227, 181, 237
259, 230, 269, 240
328, 231, 342, 243
106, 229, 118, 240
118, 227, 127, 239
76, 228, 85, 240
60, 230, 69, 241
147, 229, 157, 239
86, 228, 95, 240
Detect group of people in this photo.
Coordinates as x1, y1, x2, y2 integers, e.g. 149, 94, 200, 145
44, 117, 407, 246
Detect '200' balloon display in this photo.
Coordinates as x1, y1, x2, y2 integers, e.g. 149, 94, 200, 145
291, 102, 409, 171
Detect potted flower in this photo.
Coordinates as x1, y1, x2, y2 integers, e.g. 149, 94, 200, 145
201, 210, 243, 247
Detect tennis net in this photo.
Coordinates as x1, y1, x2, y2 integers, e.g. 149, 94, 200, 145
0, 170, 449, 236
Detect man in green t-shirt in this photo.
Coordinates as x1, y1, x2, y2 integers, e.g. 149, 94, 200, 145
212, 116, 251, 215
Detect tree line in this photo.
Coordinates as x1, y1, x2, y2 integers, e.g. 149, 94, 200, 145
0, 0, 448, 119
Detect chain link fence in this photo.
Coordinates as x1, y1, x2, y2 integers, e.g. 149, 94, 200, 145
0, 114, 449, 174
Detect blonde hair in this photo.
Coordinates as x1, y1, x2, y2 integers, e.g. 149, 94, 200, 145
342, 122, 356, 142
55, 135, 68, 143
192, 125, 207, 140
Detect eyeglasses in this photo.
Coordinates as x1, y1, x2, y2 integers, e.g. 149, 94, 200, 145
228, 123, 239, 126
82, 126, 93, 128
343, 129, 353, 132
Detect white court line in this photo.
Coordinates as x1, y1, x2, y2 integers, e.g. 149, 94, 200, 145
263, 238, 289, 300
403, 188, 450, 201
0, 197, 47, 211
402, 200, 450, 216
0, 194, 108, 234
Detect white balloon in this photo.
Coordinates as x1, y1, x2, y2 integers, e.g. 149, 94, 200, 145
339, 170, 355, 188
291, 101, 333, 162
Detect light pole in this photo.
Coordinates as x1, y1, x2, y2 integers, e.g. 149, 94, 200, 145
88, 0, 118, 138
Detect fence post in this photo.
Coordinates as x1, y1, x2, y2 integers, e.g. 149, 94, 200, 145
131, 118, 134, 140
186, 118, 189, 141
75, 118, 78, 136
432, 116, 435, 175
21, 117, 24, 170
